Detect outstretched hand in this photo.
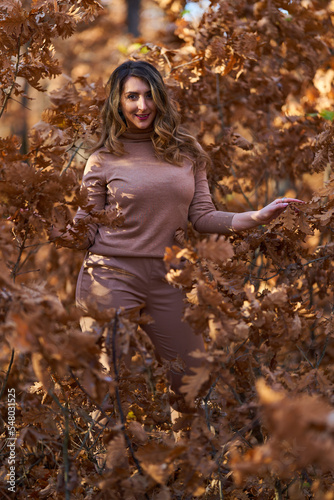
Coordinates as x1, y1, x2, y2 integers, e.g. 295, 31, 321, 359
256, 197, 305, 225
231, 197, 305, 232
48, 205, 72, 242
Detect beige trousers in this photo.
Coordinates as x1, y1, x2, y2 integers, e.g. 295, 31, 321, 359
76, 253, 205, 398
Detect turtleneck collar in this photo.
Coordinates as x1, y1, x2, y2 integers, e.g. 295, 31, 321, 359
121, 126, 154, 142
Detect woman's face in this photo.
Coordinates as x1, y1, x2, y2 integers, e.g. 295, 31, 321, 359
119, 76, 157, 130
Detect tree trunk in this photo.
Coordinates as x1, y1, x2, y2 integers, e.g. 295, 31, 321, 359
126, 0, 141, 37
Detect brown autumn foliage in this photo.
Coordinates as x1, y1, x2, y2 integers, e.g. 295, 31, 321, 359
1, 0, 334, 498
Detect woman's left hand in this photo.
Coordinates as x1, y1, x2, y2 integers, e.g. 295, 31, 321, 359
256, 197, 305, 225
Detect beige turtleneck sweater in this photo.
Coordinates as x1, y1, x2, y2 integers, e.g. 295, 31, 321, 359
73, 128, 235, 258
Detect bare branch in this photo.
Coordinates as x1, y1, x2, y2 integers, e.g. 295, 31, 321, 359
316, 333, 331, 369
0, 349, 15, 401
61, 142, 84, 177
296, 345, 315, 369
106, 314, 148, 484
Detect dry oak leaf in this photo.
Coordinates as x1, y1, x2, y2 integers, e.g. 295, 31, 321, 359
118, 473, 148, 500
17, 426, 52, 449
31, 352, 55, 393
314, 206, 334, 225
106, 434, 128, 470
180, 365, 211, 405
136, 442, 185, 484
230, 442, 274, 485
165, 263, 194, 288
128, 421, 148, 445
8, 313, 37, 353
183, 304, 211, 331
255, 382, 334, 474
196, 281, 223, 307
196, 235, 234, 262
257, 378, 334, 436
256, 378, 284, 405
208, 314, 248, 346
164, 245, 183, 267
174, 227, 185, 246
231, 132, 254, 150
176, 247, 198, 263
261, 286, 288, 309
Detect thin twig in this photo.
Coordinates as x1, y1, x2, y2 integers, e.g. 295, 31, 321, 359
215, 72, 254, 210
0, 349, 15, 401
16, 456, 43, 484
11, 237, 42, 280
15, 269, 40, 277
167, 56, 203, 74
0, 488, 13, 499
202, 380, 219, 458
219, 480, 224, 500
296, 345, 314, 369
61, 142, 84, 177
7, 96, 32, 111
216, 74, 224, 128
23, 242, 50, 249
72, 418, 104, 461
47, 389, 71, 499
304, 255, 330, 266
316, 333, 330, 369
248, 269, 281, 282
248, 253, 331, 283
203, 376, 219, 404
69, 369, 112, 426
66, 369, 113, 463
224, 379, 244, 405
229, 164, 255, 210
275, 478, 283, 500
229, 426, 253, 448
162, 52, 172, 70
107, 315, 147, 485
11, 230, 28, 282
63, 402, 70, 500
49, 372, 73, 500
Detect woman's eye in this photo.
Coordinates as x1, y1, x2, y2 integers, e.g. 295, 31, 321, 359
126, 92, 152, 100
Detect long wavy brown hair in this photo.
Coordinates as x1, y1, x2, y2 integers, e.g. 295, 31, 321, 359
92, 60, 210, 168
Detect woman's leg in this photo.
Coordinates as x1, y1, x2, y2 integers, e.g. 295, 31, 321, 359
141, 259, 206, 411
76, 255, 148, 368
76, 254, 148, 316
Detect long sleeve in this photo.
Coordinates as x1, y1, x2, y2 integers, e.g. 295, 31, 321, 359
73, 152, 107, 248
188, 163, 236, 235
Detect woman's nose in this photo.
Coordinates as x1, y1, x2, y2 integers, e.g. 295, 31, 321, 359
137, 96, 148, 111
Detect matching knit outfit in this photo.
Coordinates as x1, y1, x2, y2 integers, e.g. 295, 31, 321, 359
75, 127, 236, 395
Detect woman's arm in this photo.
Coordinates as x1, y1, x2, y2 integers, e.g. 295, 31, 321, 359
48, 215, 94, 250
189, 164, 303, 234
49, 152, 107, 249
188, 164, 236, 234
231, 197, 304, 232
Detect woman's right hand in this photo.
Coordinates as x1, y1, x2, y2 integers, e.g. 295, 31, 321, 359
48, 224, 65, 242
48, 205, 72, 242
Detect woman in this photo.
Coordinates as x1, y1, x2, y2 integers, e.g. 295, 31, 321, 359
50, 60, 302, 411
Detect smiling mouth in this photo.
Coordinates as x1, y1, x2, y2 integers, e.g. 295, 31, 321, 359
135, 114, 150, 120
